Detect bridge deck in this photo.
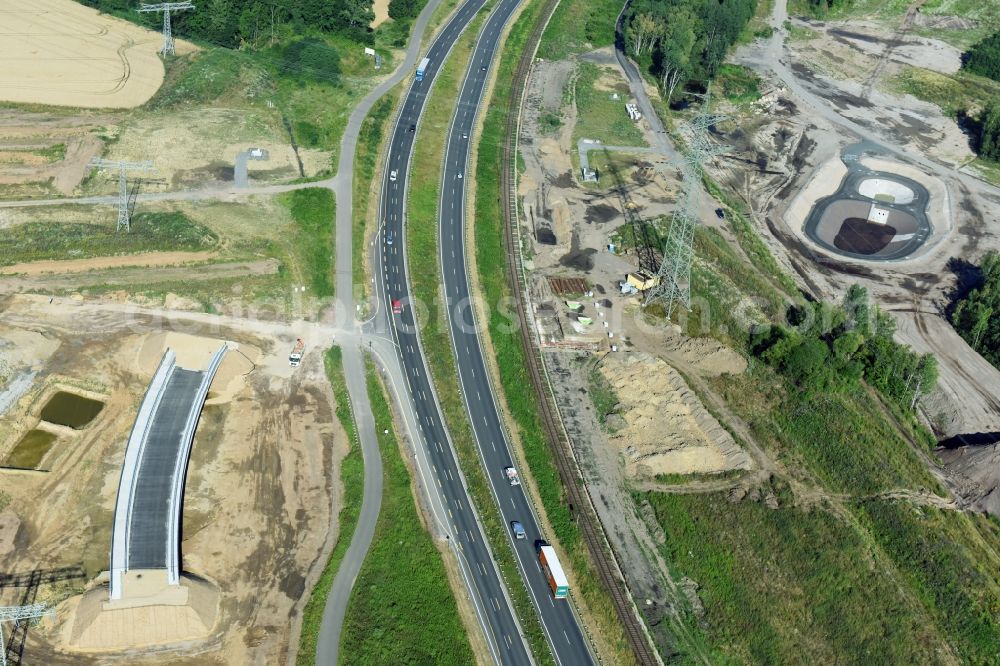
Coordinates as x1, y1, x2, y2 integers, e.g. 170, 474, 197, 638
126, 368, 205, 570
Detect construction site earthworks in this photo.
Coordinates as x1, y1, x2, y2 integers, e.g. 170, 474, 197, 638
0, 295, 344, 664
515, 0, 1000, 659
0, 1, 372, 663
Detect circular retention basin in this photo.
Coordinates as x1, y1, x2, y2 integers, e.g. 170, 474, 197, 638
811, 199, 921, 259
5, 429, 57, 469
40, 391, 104, 429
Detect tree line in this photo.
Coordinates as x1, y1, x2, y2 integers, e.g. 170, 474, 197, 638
79, 0, 422, 49
951, 251, 1000, 369
795, 0, 852, 15
965, 31, 1000, 83
752, 285, 937, 413
960, 32, 1000, 162
623, 0, 758, 104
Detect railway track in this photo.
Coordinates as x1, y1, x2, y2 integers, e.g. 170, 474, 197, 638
497, 4, 660, 664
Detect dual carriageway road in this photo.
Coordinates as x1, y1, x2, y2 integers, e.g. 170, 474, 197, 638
371, 0, 596, 663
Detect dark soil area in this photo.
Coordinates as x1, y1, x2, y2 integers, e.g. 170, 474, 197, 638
559, 231, 596, 271
536, 227, 557, 244
834, 218, 898, 254
585, 203, 620, 225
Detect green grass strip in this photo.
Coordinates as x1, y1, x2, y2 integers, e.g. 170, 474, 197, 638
0, 212, 216, 267
353, 94, 397, 302
279, 188, 336, 298
337, 358, 475, 664
296, 347, 364, 665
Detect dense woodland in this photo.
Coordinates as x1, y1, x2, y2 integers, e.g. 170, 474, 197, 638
752, 285, 937, 412
952, 251, 1000, 369
965, 31, 1000, 82
797, 0, 852, 14
78, 0, 424, 48
981, 104, 1000, 161
623, 0, 758, 104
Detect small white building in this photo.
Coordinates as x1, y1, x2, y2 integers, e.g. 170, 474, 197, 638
867, 203, 889, 225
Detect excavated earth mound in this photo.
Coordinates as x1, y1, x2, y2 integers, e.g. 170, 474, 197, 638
599, 352, 752, 478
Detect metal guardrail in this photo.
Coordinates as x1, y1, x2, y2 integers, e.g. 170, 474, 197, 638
109, 350, 177, 601
166, 343, 228, 585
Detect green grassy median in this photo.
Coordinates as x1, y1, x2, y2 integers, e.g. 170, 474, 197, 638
338, 359, 474, 665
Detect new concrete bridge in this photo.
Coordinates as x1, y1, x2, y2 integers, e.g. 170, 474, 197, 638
109, 345, 227, 600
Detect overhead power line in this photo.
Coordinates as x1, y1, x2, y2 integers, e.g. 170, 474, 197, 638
644, 97, 730, 318
137, 2, 195, 57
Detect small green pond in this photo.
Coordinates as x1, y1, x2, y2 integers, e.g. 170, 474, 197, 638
39, 391, 104, 429
5, 430, 57, 469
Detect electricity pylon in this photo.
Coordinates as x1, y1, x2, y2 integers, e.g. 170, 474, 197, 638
0, 604, 51, 666
87, 158, 155, 232
644, 100, 730, 317
137, 2, 195, 56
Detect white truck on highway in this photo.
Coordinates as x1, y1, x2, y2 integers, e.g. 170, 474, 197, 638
504, 466, 520, 486
536, 541, 569, 599
288, 338, 305, 367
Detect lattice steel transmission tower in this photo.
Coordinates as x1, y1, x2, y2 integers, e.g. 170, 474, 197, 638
137, 2, 195, 56
87, 158, 154, 232
644, 100, 730, 317
0, 604, 51, 666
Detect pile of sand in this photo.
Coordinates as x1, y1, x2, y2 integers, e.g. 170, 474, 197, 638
136, 331, 257, 404
600, 352, 752, 477
658, 330, 748, 377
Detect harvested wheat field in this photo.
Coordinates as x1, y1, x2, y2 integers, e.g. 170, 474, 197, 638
0, 0, 193, 109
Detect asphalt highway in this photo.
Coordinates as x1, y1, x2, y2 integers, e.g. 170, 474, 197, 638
374, 0, 534, 663
436, 6, 596, 666
376, 0, 596, 662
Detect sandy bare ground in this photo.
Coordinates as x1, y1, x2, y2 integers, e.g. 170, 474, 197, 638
0, 251, 219, 276
0, 0, 193, 109
0, 295, 343, 664
0, 259, 279, 296
599, 352, 752, 477
371, 0, 391, 28
0, 112, 111, 196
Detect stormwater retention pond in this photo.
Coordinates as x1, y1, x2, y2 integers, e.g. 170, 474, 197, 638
5, 429, 58, 469
804, 141, 931, 262
40, 391, 104, 429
